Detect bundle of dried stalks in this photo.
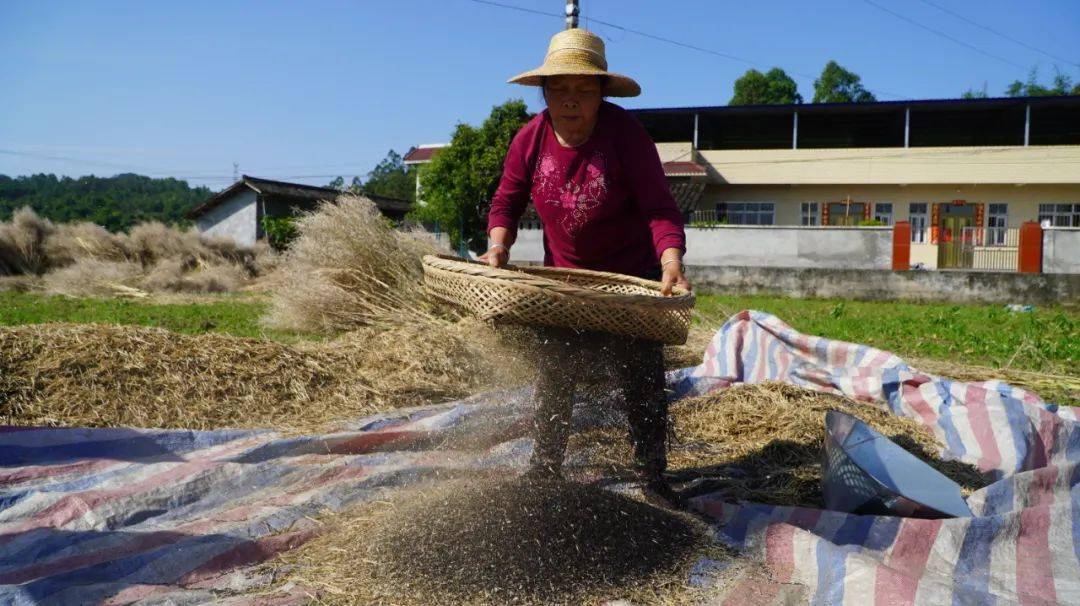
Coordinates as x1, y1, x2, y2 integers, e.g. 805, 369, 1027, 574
0, 207, 55, 275
570, 382, 991, 507
0, 207, 267, 295
265, 477, 726, 605
43, 221, 130, 267
139, 257, 248, 294
0, 320, 524, 431
262, 196, 452, 333
40, 259, 146, 299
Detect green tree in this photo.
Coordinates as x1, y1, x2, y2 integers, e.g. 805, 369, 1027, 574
360, 149, 416, 202
729, 68, 802, 105
812, 61, 877, 103
0, 173, 211, 232
1005, 67, 1079, 97
412, 99, 532, 253
961, 83, 989, 99
326, 176, 345, 191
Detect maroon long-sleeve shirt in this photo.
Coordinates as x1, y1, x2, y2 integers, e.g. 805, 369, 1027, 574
487, 101, 685, 276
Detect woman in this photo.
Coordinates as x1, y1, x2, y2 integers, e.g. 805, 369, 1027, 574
481, 28, 690, 507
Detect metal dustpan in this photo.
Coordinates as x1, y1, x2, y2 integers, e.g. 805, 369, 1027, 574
822, 410, 972, 519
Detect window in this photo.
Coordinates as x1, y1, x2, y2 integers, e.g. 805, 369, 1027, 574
1038, 203, 1080, 227
874, 202, 893, 225
719, 202, 775, 225
987, 203, 1008, 245
909, 203, 928, 243
801, 202, 819, 226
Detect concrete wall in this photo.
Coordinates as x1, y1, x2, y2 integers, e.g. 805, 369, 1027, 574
1044, 227, 1080, 274
195, 190, 257, 247
690, 265, 1080, 305
509, 225, 892, 270
683, 226, 891, 269
510, 228, 546, 263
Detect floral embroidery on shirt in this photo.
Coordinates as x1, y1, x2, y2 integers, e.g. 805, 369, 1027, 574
532, 151, 609, 236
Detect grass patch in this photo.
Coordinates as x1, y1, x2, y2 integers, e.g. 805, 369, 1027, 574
0, 291, 307, 342
3, 290, 1075, 378
695, 294, 1078, 375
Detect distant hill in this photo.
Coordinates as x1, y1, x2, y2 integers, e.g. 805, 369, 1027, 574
0, 173, 213, 232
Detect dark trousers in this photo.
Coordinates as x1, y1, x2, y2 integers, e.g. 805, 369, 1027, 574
530, 326, 668, 478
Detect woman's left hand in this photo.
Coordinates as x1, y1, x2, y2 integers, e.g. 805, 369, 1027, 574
660, 262, 692, 296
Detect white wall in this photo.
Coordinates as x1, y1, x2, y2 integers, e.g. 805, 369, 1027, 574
1043, 227, 1080, 274
509, 228, 546, 264
684, 225, 892, 269
508, 226, 893, 270
194, 190, 258, 247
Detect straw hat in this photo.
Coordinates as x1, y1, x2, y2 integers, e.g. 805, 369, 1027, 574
508, 28, 641, 97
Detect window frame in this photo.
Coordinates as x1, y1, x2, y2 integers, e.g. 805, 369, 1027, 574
719, 201, 776, 226
986, 203, 1009, 246
874, 202, 894, 226
909, 202, 928, 243
1038, 203, 1080, 228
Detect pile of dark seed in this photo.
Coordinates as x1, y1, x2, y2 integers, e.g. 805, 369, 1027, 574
368, 477, 705, 603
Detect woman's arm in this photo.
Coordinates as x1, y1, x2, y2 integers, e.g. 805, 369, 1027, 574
620, 113, 692, 295
482, 122, 538, 267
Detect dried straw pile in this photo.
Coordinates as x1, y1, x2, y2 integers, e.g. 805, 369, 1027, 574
0, 206, 270, 297
267, 477, 726, 605
570, 382, 991, 507
262, 196, 449, 333
0, 320, 521, 431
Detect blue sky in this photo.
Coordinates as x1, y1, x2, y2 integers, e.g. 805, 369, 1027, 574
2, 0, 1078, 190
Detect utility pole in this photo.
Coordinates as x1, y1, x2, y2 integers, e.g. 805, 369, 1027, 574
232, 162, 239, 182
565, 0, 578, 29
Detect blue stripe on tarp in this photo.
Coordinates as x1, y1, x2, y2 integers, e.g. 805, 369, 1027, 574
766, 332, 779, 380
1070, 461, 1080, 586
0, 429, 259, 466
997, 385, 1036, 474
951, 515, 1002, 606
980, 472, 1016, 517
812, 514, 877, 605
932, 379, 968, 461
881, 367, 904, 416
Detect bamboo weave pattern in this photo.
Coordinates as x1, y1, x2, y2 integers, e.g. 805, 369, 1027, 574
422, 254, 694, 345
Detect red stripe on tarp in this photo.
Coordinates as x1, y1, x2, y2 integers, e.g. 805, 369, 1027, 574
1032, 408, 1061, 470
0, 458, 120, 487
177, 528, 319, 585
1015, 465, 1058, 605
901, 377, 938, 427
0, 438, 259, 542
965, 384, 1004, 473
3, 461, 376, 584
873, 518, 942, 606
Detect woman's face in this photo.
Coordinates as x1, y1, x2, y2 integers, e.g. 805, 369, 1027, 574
543, 75, 603, 132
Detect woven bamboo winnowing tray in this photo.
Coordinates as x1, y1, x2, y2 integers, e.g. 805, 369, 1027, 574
421, 254, 695, 345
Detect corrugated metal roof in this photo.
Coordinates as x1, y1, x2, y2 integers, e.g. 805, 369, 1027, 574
629, 94, 1080, 116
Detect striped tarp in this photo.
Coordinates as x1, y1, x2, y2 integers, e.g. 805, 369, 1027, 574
1, 310, 1076, 604
672, 310, 1080, 605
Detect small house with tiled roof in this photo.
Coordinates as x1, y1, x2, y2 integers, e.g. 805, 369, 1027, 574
187, 175, 412, 246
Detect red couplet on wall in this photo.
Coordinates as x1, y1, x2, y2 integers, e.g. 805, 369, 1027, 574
1017, 221, 1043, 274
892, 221, 911, 271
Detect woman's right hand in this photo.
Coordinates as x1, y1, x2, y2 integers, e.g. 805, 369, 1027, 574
478, 245, 509, 268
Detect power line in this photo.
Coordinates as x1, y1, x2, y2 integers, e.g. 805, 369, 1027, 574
917, 0, 1079, 69
860, 0, 1028, 71
466, 0, 910, 100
